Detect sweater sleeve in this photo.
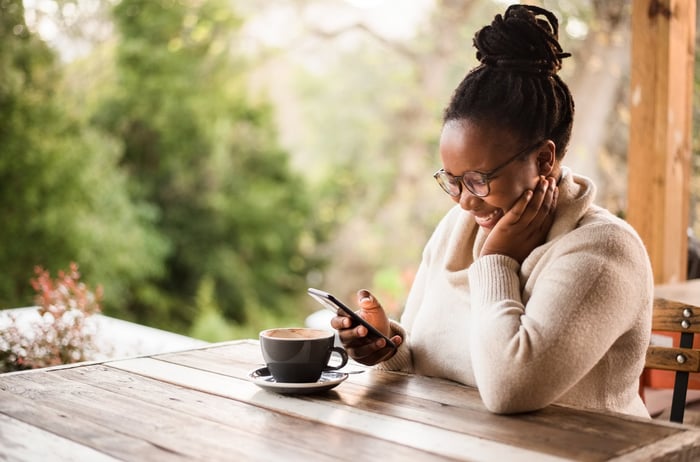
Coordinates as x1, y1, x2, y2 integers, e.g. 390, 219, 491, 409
467, 222, 652, 414
376, 320, 411, 371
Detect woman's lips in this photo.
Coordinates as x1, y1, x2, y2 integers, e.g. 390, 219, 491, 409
472, 208, 503, 229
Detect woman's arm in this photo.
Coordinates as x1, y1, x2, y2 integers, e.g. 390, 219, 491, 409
468, 221, 653, 413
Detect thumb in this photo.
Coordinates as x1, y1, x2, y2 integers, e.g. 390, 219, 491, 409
357, 289, 391, 339
357, 289, 381, 311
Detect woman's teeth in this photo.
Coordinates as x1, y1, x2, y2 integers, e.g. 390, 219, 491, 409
474, 209, 502, 226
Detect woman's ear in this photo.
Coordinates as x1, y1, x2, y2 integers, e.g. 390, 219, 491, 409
537, 140, 556, 175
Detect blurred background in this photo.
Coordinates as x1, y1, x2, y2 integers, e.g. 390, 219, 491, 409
1, 0, 699, 341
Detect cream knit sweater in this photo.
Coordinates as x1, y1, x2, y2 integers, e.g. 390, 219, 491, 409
380, 169, 653, 417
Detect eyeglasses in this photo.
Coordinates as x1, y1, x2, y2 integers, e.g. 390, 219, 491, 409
433, 140, 544, 198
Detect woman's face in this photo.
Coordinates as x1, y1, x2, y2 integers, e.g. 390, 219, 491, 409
438, 119, 549, 230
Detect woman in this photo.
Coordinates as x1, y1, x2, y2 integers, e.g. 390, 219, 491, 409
331, 4, 653, 417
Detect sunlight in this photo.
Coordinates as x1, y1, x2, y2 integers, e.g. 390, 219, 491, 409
344, 0, 385, 7
566, 17, 589, 39
23, 0, 59, 40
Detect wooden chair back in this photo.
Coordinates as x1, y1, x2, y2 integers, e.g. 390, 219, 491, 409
645, 298, 700, 423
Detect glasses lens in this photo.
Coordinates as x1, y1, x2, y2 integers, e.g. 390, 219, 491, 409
435, 171, 461, 196
462, 173, 488, 197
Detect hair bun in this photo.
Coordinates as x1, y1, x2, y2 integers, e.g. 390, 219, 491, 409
473, 4, 571, 76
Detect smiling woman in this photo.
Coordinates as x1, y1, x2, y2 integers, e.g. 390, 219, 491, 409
329, 3, 654, 419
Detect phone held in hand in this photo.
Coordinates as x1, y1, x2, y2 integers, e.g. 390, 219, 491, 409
307, 288, 397, 350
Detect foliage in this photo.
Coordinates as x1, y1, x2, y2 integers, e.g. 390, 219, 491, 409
0, 0, 168, 314
0, 0, 325, 337
90, 0, 323, 331
188, 275, 309, 341
188, 276, 235, 342
269, 1, 473, 302
0, 263, 104, 372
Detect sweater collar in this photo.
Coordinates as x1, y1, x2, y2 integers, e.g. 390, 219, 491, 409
547, 167, 596, 241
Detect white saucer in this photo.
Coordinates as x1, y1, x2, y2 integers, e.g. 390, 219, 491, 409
248, 367, 348, 394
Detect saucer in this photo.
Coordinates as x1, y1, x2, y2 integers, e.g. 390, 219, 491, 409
248, 367, 348, 394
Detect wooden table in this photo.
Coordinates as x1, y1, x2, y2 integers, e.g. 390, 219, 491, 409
2, 340, 700, 461
655, 279, 700, 305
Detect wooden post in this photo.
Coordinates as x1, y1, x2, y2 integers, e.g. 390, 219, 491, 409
627, 0, 696, 284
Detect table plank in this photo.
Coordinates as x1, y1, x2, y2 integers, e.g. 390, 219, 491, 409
655, 280, 700, 305
155, 342, 696, 461
55, 364, 453, 461
609, 430, 700, 462
0, 386, 181, 462
0, 413, 119, 462
109, 355, 580, 462
0, 370, 326, 461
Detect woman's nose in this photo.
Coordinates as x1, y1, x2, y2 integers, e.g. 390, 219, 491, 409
458, 188, 481, 211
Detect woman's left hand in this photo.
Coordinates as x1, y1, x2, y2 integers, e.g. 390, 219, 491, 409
481, 175, 559, 263
330, 290, 401, 365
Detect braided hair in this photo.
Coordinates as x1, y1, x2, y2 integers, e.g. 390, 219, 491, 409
444, 4, 574, 159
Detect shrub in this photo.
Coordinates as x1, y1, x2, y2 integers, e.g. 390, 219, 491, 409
0, 263, 103, 372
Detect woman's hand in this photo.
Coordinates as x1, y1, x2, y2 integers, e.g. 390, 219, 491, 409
481, 176, 559, 263
329, 289, 402, 366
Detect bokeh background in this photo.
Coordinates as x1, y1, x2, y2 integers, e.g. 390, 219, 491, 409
2, 0, 699, 341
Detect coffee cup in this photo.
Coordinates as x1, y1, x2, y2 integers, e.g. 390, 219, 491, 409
259, 328, 348, 383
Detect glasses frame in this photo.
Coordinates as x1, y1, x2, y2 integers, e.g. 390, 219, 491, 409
433, 139, 545, 198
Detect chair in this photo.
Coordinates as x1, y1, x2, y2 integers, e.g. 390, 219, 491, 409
645, 298, 700, 423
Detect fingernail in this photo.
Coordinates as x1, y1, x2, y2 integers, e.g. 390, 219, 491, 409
358, 289, 371, 303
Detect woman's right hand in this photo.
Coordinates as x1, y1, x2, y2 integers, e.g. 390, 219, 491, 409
480, 175, 558, 264
330, 289, 402, 366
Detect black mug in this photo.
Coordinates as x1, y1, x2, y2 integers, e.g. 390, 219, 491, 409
259, 328, 348, 383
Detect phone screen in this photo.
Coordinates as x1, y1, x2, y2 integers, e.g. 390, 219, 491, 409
307, 288, 396, 350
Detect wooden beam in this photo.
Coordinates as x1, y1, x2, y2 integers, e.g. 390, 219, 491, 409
627, 0, 696, 284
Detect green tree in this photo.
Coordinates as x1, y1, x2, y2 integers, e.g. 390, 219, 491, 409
95, 0, 321, 331
0, 0, 167, 313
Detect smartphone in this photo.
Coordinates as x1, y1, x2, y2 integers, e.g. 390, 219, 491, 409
307, 287, 396, 350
